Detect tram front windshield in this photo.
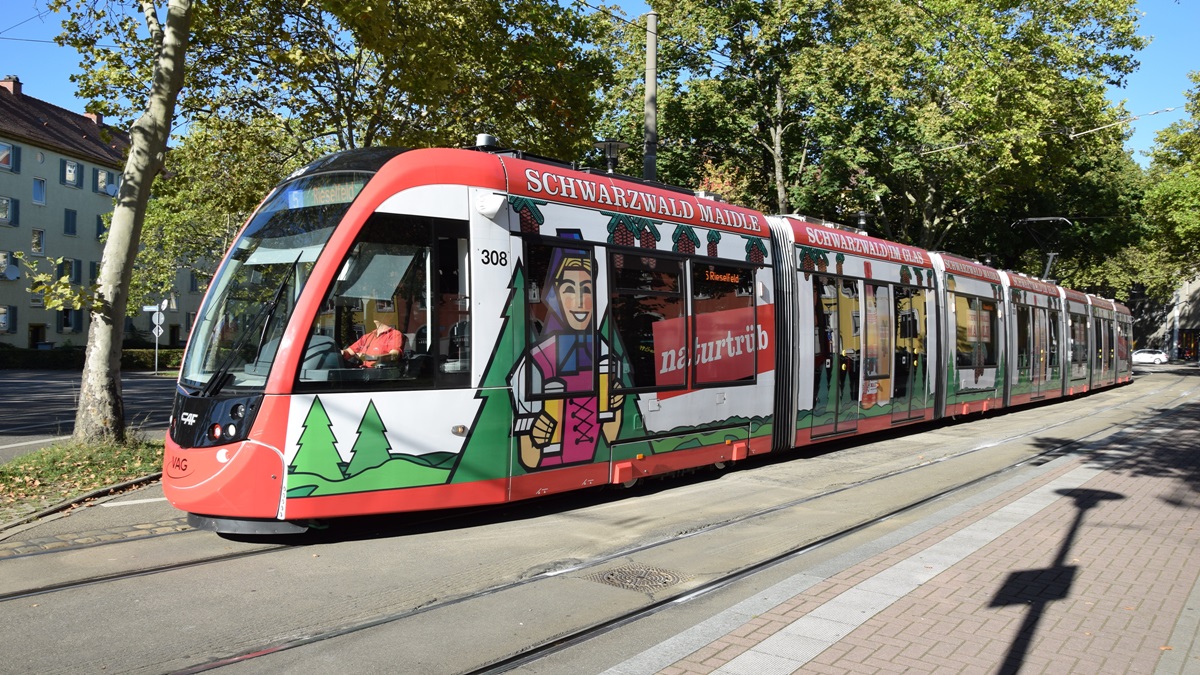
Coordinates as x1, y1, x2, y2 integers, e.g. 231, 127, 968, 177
180, 172, 369, 393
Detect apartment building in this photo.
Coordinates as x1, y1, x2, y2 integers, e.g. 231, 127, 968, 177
0, 75, 200, 350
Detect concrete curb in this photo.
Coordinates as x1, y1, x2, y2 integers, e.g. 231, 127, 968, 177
0, 472, 163, 535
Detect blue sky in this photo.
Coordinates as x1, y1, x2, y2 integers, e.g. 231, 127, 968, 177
0, 0, 1194, 166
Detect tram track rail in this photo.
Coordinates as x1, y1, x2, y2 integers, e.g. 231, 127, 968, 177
0, 543, 286, 603
477, 398, 1197, 674
162, 379, 1195, 674
0, 372, 1189, 673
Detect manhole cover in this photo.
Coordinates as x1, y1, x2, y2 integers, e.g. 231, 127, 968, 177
587, 564, 690, 591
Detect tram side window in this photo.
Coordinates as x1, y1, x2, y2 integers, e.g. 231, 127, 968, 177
893, 285, 926, 396
1069, 312, 1088, 378
954, 295, 998, 368
1047, 309, 1061, 369
608, 251, 686, 390
863, 283, 892, 379
1113, 317, 1123, 365
1096, 317, 1112, 370
298, 213, 470, 389
692, 262, 757, 386
1016, 305, 1033, 371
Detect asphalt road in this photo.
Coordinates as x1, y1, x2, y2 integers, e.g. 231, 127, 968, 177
1, 370, 1192, 674
0, 369, 179, 464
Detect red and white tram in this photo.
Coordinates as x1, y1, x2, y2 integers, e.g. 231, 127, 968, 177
162, 144, 1132, 534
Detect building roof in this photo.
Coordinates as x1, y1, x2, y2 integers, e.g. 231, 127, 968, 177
0, 76, 129, 169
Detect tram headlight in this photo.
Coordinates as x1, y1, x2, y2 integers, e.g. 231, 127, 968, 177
209, 424, 223, 441
231, 403, 246, 420
225, 423, 238, 438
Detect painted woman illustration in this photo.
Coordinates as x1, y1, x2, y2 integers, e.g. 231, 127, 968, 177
510, 247, 623, 471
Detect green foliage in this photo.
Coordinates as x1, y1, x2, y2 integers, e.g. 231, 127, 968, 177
0, 347, 183, 370
1056, 248, 1169, 304
1143, 72, 1200, 268
595, 0, 1147, 278
12, 252, 93, 313
0, 344, 87, 370
121, 349, 186, 371
131, 116, 314, 311
55, 0, 611, 157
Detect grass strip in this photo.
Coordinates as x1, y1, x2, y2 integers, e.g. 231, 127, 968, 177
1, 440, 163, 520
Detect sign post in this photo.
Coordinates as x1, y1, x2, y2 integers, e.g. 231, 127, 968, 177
145, 299, 168, 374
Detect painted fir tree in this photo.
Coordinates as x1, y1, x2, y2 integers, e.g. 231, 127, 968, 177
639, 218, 661, 269
606, 213, 637, 247
743, 236, 767, 264
638, 219, 661, 251
706, 229, 721, 257
452, 264, 529, 483
672, 224, 700, 255
290, 396, 344, 481
509, 196, 547, 234
607, 212, 637, 268
345, 400, 392, 476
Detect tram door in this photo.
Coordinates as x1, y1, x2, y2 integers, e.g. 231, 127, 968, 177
892, 285, 927, 421
1032, 307, 1050, 398
812, 276, 860, 437
1016, 305, 1050, 400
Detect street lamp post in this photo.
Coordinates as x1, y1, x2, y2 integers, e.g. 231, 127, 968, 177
594, 139, 630, 174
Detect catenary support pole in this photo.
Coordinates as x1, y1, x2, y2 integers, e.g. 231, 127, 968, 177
643, 11, 658, 182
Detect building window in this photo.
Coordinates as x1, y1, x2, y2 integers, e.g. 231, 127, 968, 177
96, 214, 107, 240
33, 178, 46, 205
31, 229, 45, 256
64, 209, 77, 236
0, 142, 17, 172
0, 305, 15, 333
90, 261, 99, 284
0, 196, 15, 225
61, 159, 83, 188
59, 308, 84, 334
60, 258, 82, 284
93, 168, 117, 194
0, 250, 11, 276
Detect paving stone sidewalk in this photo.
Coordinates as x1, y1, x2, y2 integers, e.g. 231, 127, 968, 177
0, 517, 191, 556
615, 402, 1200, 675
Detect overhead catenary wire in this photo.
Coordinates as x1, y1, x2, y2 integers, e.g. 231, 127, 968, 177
576, 0, 735, 72
918, 105, 1185, 156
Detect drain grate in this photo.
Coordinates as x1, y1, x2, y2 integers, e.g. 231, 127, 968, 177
587, 564, 690, 592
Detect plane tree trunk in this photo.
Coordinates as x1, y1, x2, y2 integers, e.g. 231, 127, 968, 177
74, 0, 193, 443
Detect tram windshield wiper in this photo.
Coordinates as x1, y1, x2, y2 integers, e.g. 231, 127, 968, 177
199, 254, 301, 398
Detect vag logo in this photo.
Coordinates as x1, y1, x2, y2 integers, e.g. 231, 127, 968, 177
179, 412, 199, 426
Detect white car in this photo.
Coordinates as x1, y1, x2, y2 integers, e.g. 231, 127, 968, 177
1132, 349, 1169, 365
